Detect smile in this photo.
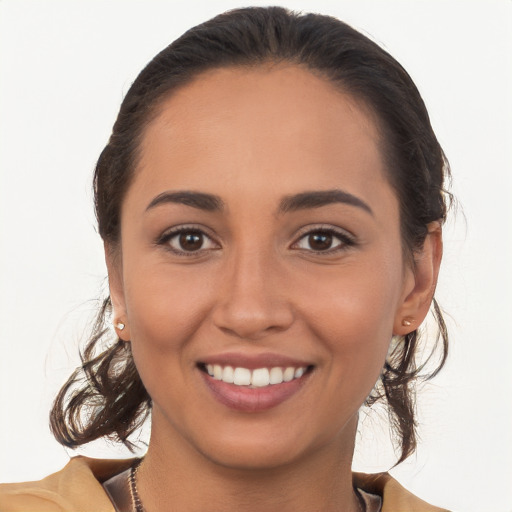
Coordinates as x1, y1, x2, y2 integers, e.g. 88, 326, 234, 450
198, 357, 314, 412
204, 364, 307, 387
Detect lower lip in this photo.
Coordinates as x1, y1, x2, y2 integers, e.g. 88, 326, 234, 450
200, 370, 310, 412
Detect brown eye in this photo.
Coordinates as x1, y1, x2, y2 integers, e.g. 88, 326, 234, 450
179, 232, 204, 251
162, 227, 219, 254
293, 227, 354, 254
307, 232, 333, 251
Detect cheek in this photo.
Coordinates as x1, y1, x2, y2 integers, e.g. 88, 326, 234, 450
124, 257, 215, 335
121, 265, 221, 420
121, 261, 218, 376
297, 256, 404, 382
302, 256, 402, 335
295, 286, 397, 440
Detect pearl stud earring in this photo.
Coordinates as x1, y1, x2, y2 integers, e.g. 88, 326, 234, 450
115, 322, 125, 331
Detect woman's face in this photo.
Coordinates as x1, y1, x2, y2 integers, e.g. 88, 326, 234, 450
110, 65, 421, 469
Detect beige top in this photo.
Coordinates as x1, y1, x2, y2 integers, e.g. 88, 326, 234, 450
0, 456, 450, 511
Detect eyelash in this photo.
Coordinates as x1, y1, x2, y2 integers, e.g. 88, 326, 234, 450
156, 225, 220, 257
156, 224, 356, 256
291, 225, 356, 255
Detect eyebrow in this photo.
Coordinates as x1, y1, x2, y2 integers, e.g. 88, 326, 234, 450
278, 189, 373, 216
145, 189, 372, 216
146, 191, 224, 212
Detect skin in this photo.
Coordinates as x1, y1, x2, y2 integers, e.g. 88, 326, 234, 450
107, 64, 442, 511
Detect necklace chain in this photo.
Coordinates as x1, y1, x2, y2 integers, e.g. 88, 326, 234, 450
129, 459, 144, 512
128, 458, 367, 512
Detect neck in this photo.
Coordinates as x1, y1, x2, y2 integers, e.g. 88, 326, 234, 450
136, 414, 362, 512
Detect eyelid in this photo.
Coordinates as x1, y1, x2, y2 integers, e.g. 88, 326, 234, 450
156, 224, 221, 255
290, 224, 356, 252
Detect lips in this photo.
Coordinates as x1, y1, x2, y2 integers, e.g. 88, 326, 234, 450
197, 353, 314, 412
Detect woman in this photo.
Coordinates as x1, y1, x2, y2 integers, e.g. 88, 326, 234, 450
0, 6, 451, 511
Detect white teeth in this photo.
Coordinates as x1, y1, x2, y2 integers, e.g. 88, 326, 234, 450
222, 366, 234, 383
233, 367, 251, 385
213, 364, 223, 380
269, 367, 284, 384
205, 364, 308, 387
251, 368, 270, 387
283, 367, 295, 382
294, 367, 305, 378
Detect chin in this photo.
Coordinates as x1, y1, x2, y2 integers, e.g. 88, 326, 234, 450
197, 436, 310, 472
185, 413, 353, 473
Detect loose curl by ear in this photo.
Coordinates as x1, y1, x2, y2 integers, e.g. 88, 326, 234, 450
50, 6, 451, 464
50, 298, 150, 450
366, 299, 448, 464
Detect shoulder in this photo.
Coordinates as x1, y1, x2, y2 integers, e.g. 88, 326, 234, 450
0, 456, 134, 512
354, 472, 451, 512
1, 461, 450, 512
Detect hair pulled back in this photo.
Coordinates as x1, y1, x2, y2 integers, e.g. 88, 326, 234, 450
50, 6, 450, 464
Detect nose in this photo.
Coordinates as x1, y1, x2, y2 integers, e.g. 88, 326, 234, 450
211, 249, 295, 341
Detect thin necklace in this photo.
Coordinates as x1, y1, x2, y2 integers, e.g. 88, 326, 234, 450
128, 458, 367, 512
129, 458, 144, 512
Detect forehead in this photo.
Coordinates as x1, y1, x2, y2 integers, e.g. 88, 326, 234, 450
130, 64, 394, 215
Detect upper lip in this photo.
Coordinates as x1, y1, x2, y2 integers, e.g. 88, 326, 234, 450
198, 352, 314, 370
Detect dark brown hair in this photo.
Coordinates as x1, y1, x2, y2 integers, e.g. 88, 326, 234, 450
50, 6, 450, 464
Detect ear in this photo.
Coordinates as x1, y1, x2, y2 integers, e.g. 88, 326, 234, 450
393, 221, 443, 336
105, 242, 131, 341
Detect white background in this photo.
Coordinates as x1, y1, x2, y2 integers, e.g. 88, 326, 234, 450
0, 1, 511, 511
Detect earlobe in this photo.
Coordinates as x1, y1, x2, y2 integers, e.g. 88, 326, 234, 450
105, 242, 131, 341
393, 222, 443, 336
